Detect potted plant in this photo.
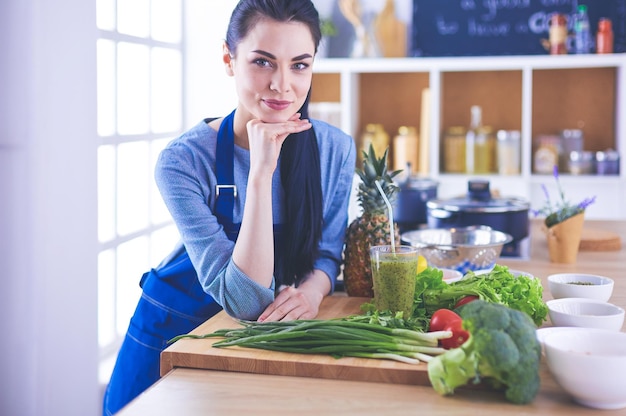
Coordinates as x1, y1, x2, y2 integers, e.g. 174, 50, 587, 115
317, 19, 337, 58
533, 165, 596, 263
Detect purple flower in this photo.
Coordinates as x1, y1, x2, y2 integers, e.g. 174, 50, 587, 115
541, 184, 551, 206
578, 196, 596, 210
534, 165, 596, 226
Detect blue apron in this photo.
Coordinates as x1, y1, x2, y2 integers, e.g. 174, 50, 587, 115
103, 111, 280, 415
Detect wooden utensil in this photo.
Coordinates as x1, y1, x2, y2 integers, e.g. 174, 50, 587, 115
375, 0, 407, 57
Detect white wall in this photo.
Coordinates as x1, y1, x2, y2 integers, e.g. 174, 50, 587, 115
184, 0, 239, 126
0, 0, 99, 415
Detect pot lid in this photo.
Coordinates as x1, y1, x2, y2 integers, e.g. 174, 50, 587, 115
399, 175, 438, 191
426, 180, 529, 213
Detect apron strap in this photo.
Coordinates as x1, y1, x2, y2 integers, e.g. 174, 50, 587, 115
214, 110, 283, 265
215, 109, 237, 230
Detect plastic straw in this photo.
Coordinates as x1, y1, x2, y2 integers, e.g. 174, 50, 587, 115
375, 180, 395, 253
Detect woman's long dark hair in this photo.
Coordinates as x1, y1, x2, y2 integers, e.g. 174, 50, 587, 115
226, 0, 323, 286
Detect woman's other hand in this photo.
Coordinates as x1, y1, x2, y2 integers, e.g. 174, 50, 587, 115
257, 269, 330, 322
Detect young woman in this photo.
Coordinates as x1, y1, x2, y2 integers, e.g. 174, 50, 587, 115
102, 0, 356, 414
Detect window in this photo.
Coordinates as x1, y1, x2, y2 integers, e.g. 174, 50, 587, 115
96, 0, 184, 380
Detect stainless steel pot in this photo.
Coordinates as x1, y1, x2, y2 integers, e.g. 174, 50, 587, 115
426, 180, 530, 257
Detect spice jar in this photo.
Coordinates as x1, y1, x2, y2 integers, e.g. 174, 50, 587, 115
596, 149, 620, 175
596, 18, 614, 54
560, 129, 583, 173
534, 135, 561, 174
568, 151, 595, 175
443, 126, 466, 173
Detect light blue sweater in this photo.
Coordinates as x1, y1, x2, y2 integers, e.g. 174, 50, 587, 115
155, 119, 356, 320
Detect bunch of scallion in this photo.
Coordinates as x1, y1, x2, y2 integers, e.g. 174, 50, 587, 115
169, 319, 450, 364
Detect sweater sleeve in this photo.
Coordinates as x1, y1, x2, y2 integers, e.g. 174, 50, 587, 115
311, 120, 357, 292
154, 122, 275, 320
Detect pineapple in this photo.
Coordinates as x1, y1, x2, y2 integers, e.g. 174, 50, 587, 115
343, 144, 402, 297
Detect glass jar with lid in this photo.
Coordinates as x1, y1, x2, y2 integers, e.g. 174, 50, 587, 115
568, 150, 595, 175
595, 150, 620, 175
560, 129, 583, 173
443, 126, 466, 173
496, 130, 521, 175
534, 135, 561, 174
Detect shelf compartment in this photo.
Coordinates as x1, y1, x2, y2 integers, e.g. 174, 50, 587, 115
532, 67, 617, 152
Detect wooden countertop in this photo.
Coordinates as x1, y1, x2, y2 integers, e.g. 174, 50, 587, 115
119, 220, 626, 415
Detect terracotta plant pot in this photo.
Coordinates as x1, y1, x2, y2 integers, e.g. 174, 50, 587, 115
544, 213, 585, 263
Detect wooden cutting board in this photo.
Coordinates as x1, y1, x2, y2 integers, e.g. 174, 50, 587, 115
579, 227, 622, 251
160, 296, 431, 386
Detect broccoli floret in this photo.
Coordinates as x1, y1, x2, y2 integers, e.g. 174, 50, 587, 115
427, 300, 541, 405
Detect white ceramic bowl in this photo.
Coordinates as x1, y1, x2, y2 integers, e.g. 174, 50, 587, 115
546, 298, 625, 331
548, 273, 614, 302
509, 269, 534, 279
441, 268, 463, 283
538, 327, 626, 410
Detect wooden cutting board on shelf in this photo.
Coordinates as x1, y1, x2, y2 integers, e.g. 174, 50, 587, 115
160, 296, 431, 386
375, 0, 407, 58
579, 227, 622, 251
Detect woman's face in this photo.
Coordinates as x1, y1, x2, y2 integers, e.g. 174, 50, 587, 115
225, 18, 316, 123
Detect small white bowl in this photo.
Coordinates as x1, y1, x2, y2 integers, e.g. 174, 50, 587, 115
546, 298, 625, 331
540, 327, 626, 409
441, 268, 463, 283
509, 269, 534, 279
548, 273, 614, 302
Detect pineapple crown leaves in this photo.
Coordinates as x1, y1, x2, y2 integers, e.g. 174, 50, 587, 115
356, 144, 402, 213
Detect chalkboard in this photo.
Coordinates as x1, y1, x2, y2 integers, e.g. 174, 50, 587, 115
411, 0, 626, 56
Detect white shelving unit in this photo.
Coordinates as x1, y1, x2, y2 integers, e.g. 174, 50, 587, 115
312, 53, 626, 220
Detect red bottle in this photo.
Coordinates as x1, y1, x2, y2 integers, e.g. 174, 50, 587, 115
596, 18, 614, 54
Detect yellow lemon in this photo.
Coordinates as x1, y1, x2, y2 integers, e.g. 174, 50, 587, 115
417, 255, 428, 274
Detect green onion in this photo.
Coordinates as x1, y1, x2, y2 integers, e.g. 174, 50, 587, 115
169, 318, 451, 364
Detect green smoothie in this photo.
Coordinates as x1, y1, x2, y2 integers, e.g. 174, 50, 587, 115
370, 246, 418, 318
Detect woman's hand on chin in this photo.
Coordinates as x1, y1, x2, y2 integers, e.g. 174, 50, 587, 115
246, 113, 311, 176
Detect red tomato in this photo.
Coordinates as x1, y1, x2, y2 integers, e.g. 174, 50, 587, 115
440, 319, 470, 349
454, 295, 479, 309
429, 309, 462, 332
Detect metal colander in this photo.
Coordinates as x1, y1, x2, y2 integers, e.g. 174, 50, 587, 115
401, 226, 513, 273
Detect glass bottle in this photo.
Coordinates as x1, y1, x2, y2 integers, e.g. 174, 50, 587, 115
573, 4, 592, 54
596, 18, 614, 54
547, 13, 569, 55
465, 106, 480, 173
466, 106, 494, 174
